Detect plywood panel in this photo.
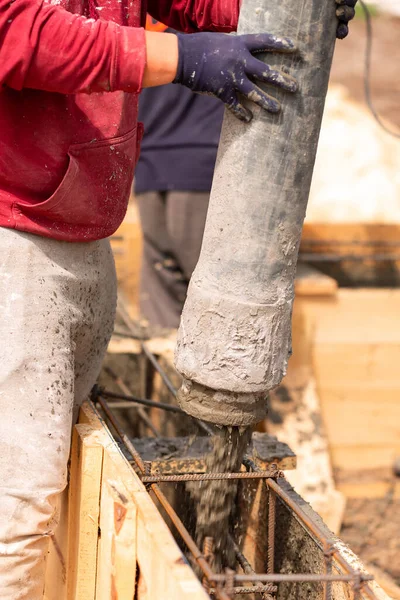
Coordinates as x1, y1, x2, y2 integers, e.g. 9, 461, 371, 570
331, 445, 400, 471
314, 343, 400, 387
110, 198, 143, 319
318, 387, 400, 446
308, 289, 400, 344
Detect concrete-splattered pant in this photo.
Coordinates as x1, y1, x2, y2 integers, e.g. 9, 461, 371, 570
137, 190, 209, 328
0, 228, 117, 599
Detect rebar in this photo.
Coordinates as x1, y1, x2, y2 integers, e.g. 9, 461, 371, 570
203, 537, 215, 592
96, 395, 147, 474
267, 489, 276, 574
210, 586, 276, 596
103, 366, 160, 437
140, 470, 279, 483
232, 537, 274, 599
323, 543, 334, 600
99, 388, 184, 414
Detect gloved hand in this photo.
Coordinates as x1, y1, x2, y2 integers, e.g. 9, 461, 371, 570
336, 0, 357, 39
173, 32, 297, 123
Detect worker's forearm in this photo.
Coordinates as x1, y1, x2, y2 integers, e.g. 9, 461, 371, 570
142, 31, 179, 87
0, 0, 147, 94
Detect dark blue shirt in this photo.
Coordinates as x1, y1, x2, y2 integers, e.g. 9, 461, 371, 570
135, 80, 224, 194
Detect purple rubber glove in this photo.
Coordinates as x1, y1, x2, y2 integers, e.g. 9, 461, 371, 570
336, 0, 358, 39
173, 32, 297, 123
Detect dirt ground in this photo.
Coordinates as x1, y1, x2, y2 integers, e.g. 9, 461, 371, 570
330, 13, 400, 129
341, 496, 400, 587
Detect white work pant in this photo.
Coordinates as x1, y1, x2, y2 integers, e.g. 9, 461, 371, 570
0, 228, 117, 599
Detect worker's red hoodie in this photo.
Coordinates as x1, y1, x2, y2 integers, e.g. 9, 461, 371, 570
0, 0, 238, 241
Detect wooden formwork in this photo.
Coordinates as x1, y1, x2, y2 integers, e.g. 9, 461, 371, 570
44, 401, 208, 600
43, 400, 391, 600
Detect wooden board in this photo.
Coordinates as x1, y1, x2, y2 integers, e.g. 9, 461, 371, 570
314, 343, 400, 387
318, 386, 400, 447
304, 289, 400, 344
331, 445, 400, 471
95, 452, 137, 600
292, 288, 400, 485
67, 424, 103, 600
110, 198, 143, 319
107, 332, 176, 356
44, 487, 69, 600
302, 223, 400, 252
295, 263, 338, 297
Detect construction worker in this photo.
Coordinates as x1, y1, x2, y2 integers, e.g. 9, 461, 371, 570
0, 0, 356, 598
136, 17, 224, 328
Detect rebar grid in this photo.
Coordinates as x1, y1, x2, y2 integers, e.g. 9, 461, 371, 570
96, 313, 378, 600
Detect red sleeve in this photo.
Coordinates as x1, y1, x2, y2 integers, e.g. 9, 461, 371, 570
0, 0, 146, 94
147, 0, 239, 33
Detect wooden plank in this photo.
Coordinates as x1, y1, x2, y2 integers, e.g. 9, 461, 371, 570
295, 263, 338, 297
337, 479, 400, 500
110, 198, 142, 319
44, 487, 69, 600
334, 465, 400, 499
318, 387, 400, 446
302, 223, 400, 249
364, 563, 400, 600
67, 424, 103, 600
107, 332, 176, 356
95, 451, 137, 600
308, 289, 400, 344
314, 343, 400, 387
331, 445, 400, 471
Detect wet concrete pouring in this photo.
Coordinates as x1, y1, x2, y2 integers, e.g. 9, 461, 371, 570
189, 426, 252, 571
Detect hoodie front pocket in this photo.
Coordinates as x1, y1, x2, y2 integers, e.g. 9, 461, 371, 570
15, 127, 139, 239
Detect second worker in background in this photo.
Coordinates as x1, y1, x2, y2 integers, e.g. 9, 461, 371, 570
136, 17, 224, 329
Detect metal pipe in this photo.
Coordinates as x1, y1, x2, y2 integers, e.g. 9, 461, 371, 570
103, 366, 160, 437
174, 0, 340, 427
99, 389, 185, 414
